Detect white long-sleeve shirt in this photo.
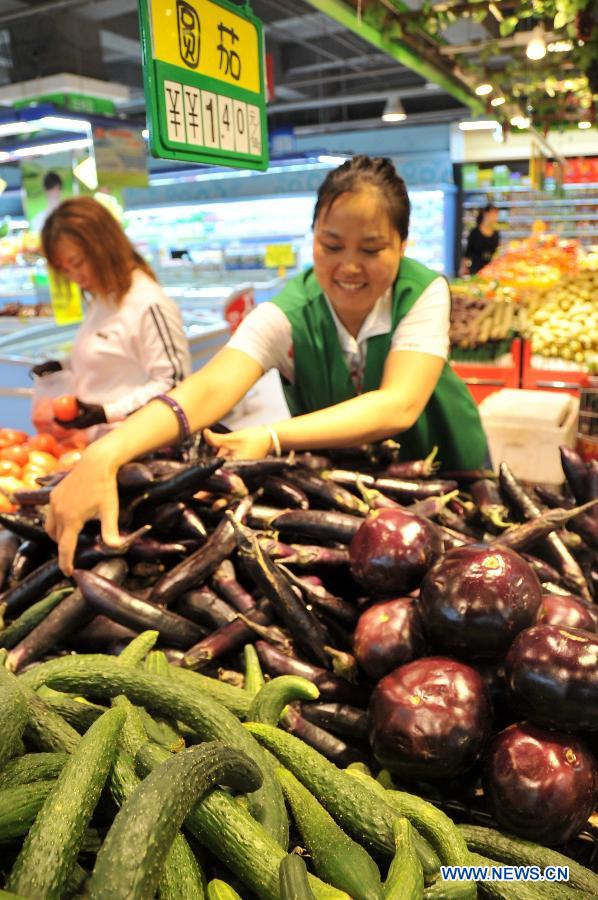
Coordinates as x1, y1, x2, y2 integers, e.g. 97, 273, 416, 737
69, 269, 191, 423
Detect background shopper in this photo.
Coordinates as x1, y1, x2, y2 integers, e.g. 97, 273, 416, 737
460, 203, 500, 275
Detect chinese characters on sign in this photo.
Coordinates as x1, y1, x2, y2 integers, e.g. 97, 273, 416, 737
139, 0, 268, 170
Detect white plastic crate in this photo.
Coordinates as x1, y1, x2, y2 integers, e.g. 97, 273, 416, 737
479, 389, 579, 484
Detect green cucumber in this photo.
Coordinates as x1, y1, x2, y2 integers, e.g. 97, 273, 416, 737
468, 854, 577, 900
383, 818, 424, 900
142, 651, 186, 749
279, 855, 316, 899
168, 664, 251, 718
277, 766, 382, 900
19, 683, 80, 753
136, 742, 350, 900
244, 644, 265, 697
44, 694, 105, 732
0, 752, 68, 789
376, 769, 394, 790
8, 706, 125, 900
346, 761, 372, 777
249, 675, 320, 725
0, 587, 72, 651
207, 880, 243, 900
159, 830, 207, 900
0, 780, 56, 844
20, 653, 288, 848
0, 892, 27, 899
144, 648, 171, 675
0, 666, 27, 768
458, 825, 598, 897
89, 742, 262, 900
118, 629, 159, 667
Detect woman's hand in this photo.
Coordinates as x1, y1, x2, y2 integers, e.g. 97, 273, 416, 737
203, 425, 273, 459
45, 445, 123, 575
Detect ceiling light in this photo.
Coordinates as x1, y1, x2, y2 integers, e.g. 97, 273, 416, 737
578, 121, 592, 129
490, 96, 506, 107
475, 83, 493, 96
510, 115, 531, 128
1, 138, 92, 162
547, 40, 573, 52
526, 29, 547, 60
141, 128, 149, 140
382, 95, 407, 123
458, 120, 499, 131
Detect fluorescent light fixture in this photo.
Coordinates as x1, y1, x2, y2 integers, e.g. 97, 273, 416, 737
510, 115, 531, 128
382, 95, 407, 122
317, 154, 347, 165
526, 29, 547, 60
0, 115, 90, 138
491, 96, 506, 107
142, 128, 149, 139
475, 83, 493, 96
578, 121, 592, 129
458, 120, 499, 131
0, 138, 92, 162
547, 40, 573, 52
73, 155, 98, 190
149, 160, 338, 187
493, 125, 505, 143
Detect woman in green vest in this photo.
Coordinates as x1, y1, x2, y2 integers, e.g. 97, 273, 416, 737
46, 155, 488, 574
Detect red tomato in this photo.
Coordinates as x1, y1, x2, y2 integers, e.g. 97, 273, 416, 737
0, 492, 15, 512
52, 395, 79, 422
29, 432, 61, 457
0, 459, 22, 478
0, 444, 29, 468
27, 450, 58, 473
0, 428, 28, 446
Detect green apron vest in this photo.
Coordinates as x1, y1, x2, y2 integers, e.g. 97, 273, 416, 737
270, 257, 488, 470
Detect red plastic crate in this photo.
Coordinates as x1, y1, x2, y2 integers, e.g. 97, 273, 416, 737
450, 338, 523, 405
521, 339, 587, 397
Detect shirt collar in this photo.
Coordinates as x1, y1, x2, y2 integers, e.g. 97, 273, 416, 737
323, 289, 392, 354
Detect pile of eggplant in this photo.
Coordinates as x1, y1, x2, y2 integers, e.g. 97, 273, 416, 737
0, 439, 596, 859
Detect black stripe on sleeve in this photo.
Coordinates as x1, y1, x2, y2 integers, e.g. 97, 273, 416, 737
149, 305, 178, 386
152, 305, 185, 382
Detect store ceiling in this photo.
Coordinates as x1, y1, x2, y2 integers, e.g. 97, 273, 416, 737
0, 0, 591, 134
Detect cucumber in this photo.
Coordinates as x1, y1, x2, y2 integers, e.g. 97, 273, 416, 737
143, 651, 186, 749
244, 644, 265, 697
0, 891, 27, 899
468, 853, 577, 900
19, 683, 80, 753
279, 855, 316, 900
459, 825, 598, 897
0, 666, 27, 769
44, 694, 105, 732
277, 766, 382, 900
207, 880, 243, 900
249, 675, 320, 725
0, 587, 71, 650
0, 752, 68, 789
168, 664, 251, 718
136, 742, 350, 900
20, 653, 288, 848
89, 742, 262, 900
383, 818, 424, 900
159, 829, 207, 900
117, 629, 159, 667
7, 706, 125, 900
0, 780, 56, 844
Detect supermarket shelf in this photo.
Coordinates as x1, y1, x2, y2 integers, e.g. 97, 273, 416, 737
463, 199, 598, 209
497, 215, 598, 223
503, 230, 598, 238
464, 183, 598, 192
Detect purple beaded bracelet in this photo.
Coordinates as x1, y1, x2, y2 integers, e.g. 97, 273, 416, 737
154, 393, 191, 442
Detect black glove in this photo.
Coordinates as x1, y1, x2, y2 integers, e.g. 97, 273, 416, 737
54, 399, 107, 430
30, 360, 63, 378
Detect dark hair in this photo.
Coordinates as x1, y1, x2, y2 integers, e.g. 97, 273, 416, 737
42, 196, 156, 304
476, 204, 497, 227
312, 155, 410, 241
43, 171, 63, 192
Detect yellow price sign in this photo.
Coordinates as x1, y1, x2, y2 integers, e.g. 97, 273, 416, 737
151, 0, 260, 95
48, 270, 84, 326
264, 244, 296, 269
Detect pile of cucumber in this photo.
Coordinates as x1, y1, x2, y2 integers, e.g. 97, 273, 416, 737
1, 633, 596, 900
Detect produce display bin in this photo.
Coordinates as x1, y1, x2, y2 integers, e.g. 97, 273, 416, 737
521, 335, 589, 397
479, 388, 579, 484
450, 338, 523, 405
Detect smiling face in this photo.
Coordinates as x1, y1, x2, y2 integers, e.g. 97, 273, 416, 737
51, 235, 100, 294
313, 187, 405, 332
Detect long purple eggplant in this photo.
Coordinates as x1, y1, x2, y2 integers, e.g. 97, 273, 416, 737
521, 554, 564, 585
210, 560, 255, 613
262, 476, 309, 510
149, 501, 186, 532
410, 491, 460, 519
0, 513, 53, 546
233, 520, 330, 668
534, 486, 574, 510
222, 457, 295, 480
276, 564, 358, 626
10, 486, 53, 508
284, 469, 369, 516
1, 546, 105, 615
383, 446, 439, 479
202, 470, 248, 498
298, 702, 369, 744
251, 507, 362, 544
470, 478, 511, 530
126, 537, 191, 560
293, 452, 332, 470
73, 569, 204, 648
255, 641, 368, 706
373, 476, 459, 502
499, 462, 591, 601
493, 500, 598, 552
281, 704, 363, 766
182, 607, 271, 668
68, 615, 138, 650
283, 544, 350, 568
150, 496, 252, 605
559, 446, 589, 503
117, 461, 155, 490
138, 457, 223, 505
0, 530, 19, 590
174, 588, 237, 630
6, 558, 128, 672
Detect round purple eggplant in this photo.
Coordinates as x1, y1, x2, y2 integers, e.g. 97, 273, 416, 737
353, 597, 427, 681
537, 593, 598, 633
369, 656, 492, 779
505, 624, 598, 731
484, 721, 597, 844
420, 545, 543, 660
349, 508, 442, 596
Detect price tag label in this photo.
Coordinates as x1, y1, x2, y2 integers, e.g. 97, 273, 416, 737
47, 270, 84, 326
138, 0, 268, 170
264, 244, 296, 268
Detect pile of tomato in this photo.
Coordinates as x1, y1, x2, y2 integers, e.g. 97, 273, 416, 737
0, 428, 83, 512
